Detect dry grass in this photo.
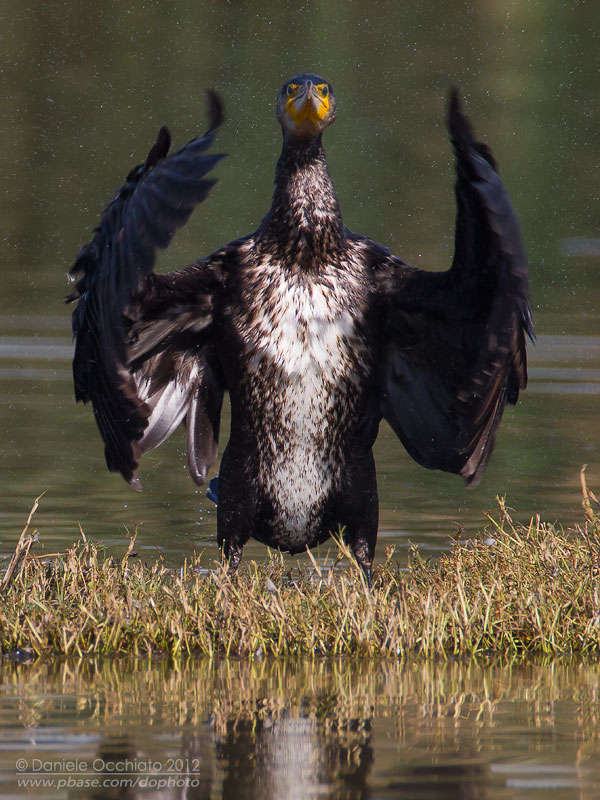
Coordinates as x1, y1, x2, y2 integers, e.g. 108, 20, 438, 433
1, 471, 599, 659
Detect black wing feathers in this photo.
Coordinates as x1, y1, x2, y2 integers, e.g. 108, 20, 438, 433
381, 90, 533, 485
68, 94, 225, 485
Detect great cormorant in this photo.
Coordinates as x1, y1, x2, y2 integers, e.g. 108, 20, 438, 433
68, 74, 533, 582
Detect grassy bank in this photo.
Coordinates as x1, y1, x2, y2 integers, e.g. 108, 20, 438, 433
1, 473, 599, 659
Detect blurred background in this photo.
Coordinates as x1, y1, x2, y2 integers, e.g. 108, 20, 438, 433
1, 0, 598, 565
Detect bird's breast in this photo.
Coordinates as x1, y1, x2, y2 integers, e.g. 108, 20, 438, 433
246, 279, 358, 379
231, 254, 372, 394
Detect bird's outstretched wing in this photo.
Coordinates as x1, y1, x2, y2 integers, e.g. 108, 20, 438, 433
67, 93, 226, 487
378, 90, 534, 485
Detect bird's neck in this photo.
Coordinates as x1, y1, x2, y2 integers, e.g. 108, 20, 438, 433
260, 136, 345, 266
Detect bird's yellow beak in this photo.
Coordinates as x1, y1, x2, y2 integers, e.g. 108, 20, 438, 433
285, 80, 330, 127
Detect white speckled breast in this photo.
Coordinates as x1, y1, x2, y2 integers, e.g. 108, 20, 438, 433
237, 257, 369, 546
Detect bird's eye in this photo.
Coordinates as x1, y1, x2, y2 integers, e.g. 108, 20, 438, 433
286, 84, 297, 97
321, 85, 329, 97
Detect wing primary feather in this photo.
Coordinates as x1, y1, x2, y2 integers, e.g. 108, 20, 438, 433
143, 125, 171, 172
205, 89, 224, 132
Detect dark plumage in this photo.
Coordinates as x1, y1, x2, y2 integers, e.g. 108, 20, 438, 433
68, 74, 533, 582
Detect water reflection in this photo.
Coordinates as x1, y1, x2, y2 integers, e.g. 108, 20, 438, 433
0, 657, 599, 798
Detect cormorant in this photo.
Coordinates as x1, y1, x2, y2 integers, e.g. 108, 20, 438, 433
68, 74, 533, 582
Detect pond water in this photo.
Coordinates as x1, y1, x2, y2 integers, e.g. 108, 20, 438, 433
1, 3, 600, 797
1, 657, 600, 799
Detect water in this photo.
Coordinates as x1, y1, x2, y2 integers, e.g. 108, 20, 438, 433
2, 2, 600, 796
0, 657, 599, 799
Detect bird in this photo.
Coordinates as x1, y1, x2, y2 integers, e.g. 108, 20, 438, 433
67, 73, 533, 584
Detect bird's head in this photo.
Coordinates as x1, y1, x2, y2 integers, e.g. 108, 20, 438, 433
277, 73, 336, 140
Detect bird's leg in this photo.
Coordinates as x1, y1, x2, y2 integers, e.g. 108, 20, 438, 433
220, 538, 244, 574
348, 537, 374, 589
338, 454, 378, 589
216, 473, 251, 575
